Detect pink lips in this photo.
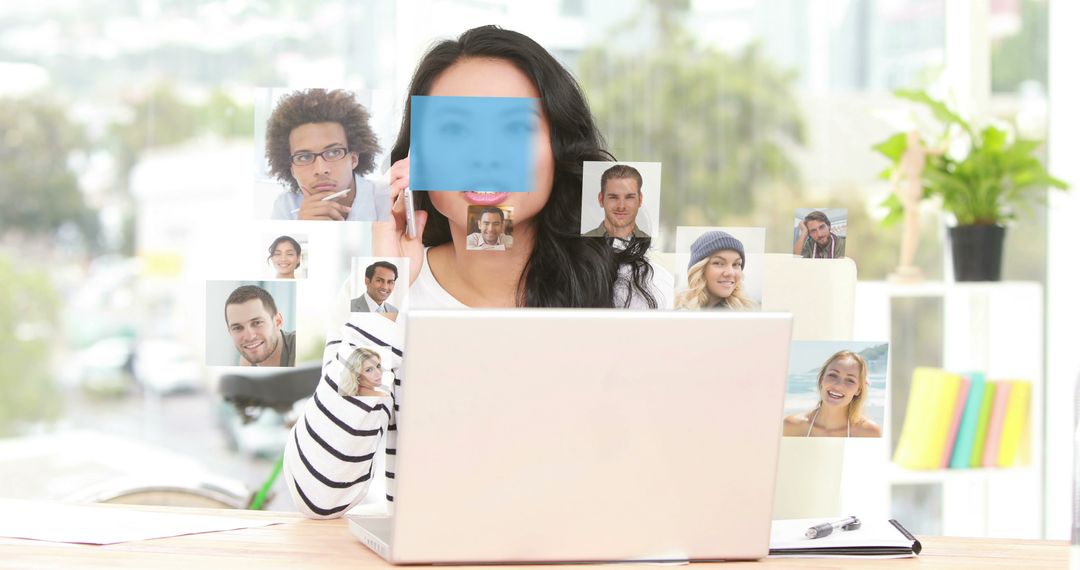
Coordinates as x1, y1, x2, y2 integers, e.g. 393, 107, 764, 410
463, 191, 510, 206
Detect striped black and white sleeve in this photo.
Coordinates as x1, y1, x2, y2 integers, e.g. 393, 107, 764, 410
284, 314, 403, 519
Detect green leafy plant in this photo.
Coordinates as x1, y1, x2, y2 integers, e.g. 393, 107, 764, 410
872, 89, 1067, 226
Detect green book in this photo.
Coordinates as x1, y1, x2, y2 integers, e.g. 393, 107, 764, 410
968, 381, 997, 468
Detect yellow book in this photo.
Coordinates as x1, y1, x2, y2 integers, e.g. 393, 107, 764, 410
996, 380, 1031, 467
893, 368, 963, 470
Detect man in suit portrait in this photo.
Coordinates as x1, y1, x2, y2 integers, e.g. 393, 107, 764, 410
350, 261, 399, 314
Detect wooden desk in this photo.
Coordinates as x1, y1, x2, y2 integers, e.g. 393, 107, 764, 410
0, 504, 1069, 569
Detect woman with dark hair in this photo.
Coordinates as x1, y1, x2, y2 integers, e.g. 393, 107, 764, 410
375, 26, 668, 309
267, 235, 302, 279
284, 26, 671, 519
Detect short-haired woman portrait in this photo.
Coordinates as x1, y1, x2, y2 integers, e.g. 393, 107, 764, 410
267, 235, 303, 279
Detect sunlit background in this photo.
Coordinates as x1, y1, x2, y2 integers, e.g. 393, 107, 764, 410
1, 0, 1076, 540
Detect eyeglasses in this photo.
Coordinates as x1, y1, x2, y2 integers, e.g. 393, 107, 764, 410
290, 147, 350, 166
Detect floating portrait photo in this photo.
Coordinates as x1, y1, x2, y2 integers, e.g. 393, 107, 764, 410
253, 87, 396, 222
409, 96, 538, 194
322, 312, 402, 401
264, 233, 308, 279
579, 161, 662, 241
782, 340, 889, 438
673, 226, 765, 311
465, 205, 514, 251
793, 208, 847, 259
206, 280, 298, 367
334, 334, 395, 399
348, 257, 409, 316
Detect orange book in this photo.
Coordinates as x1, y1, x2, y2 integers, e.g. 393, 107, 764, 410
980, 381, 1012, 467
940, 375, 970, 468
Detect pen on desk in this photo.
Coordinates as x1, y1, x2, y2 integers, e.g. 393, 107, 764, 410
290, 188, 351, 215
805, 516, 860, 539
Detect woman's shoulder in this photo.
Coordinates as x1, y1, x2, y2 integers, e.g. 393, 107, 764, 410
614, 253, 675, 309
782, 410, 812, 436
411, 246, 467, 310
851, 417, 882, 437
332, 312, 405, 350
783, 410, 812, 425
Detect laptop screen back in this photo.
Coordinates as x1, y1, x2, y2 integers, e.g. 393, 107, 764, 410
391, 309, 793, 563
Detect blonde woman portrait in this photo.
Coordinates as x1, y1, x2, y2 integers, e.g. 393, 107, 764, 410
338, 347, 387, 398
783, 350, 882, 437
674, 230, 759, 310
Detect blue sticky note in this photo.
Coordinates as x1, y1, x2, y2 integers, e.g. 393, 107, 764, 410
410, 96, 538, 193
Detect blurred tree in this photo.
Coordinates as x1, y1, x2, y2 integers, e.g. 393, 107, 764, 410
105, 83, 253, 253
991, 0, 1048, 94
0, 97, 100, 247
577, 0, 805, 245
106, 83, 254, 185
0, 253, 62, 435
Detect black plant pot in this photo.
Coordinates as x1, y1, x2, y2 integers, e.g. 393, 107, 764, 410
948, 225, 1006, 281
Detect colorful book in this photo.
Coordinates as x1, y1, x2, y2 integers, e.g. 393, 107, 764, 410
948, 372, 986, 469
981, 381, 1012, 467
892, 368, 963, 470
969, 381, 997, 468
940, 375, 971, 468
997, 380, 1031, 467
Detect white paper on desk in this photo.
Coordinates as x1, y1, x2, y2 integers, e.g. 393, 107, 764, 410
769, 518, 915, 558
0, 499, 288, 545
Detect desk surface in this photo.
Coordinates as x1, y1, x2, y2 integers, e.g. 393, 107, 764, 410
0, 504, 1069, 569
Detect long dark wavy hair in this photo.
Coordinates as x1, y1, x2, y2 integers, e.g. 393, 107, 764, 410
391, 25, 656, 308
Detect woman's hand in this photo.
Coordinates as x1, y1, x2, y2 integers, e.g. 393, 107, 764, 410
373, 156, 428, 286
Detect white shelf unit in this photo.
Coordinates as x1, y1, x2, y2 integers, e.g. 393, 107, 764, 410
846, 281, 1044, 538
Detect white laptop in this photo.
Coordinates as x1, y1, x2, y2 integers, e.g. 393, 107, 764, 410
349, 309, 793, 564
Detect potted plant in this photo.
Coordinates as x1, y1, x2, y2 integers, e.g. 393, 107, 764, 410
872, 89, 1068, 281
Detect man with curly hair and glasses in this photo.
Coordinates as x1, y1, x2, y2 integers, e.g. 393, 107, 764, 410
266, 89, 391, 221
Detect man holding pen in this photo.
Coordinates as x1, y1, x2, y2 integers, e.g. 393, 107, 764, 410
266, 89, 391, 221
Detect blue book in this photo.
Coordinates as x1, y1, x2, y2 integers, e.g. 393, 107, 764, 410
948, 372, 986, 468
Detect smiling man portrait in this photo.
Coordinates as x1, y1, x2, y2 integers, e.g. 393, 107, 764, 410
224, 285, 296, 367
351, 261, 400, 314
584, 163, 650, 240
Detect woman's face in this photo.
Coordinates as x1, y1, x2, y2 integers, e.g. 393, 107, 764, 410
425, 57, 554, 234
818, 356, 862, 409
360, 358, 382, 387
271, 241, 300, 276
702, 250, 743, 303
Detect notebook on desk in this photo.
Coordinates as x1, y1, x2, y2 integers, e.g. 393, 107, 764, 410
769, 517, 922, 558
348, 309, 794, 564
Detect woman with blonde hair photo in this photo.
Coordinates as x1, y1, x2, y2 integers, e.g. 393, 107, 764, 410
338, 347, 386, 397
674, 230, 758, 310
783, 350, 882, 437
